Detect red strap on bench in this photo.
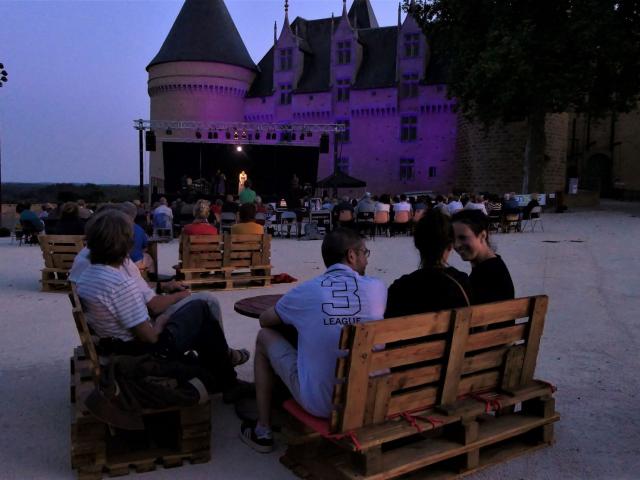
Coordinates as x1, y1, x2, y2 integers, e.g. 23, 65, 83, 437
387, 407, 443, 434
469, 392, 502, 413
537, 380, 558, 393
332, 431, 362, 451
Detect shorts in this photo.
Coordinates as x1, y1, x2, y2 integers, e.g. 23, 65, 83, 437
264, 331, 302, 405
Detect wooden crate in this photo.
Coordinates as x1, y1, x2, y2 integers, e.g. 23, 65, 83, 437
70, 347, 212, 480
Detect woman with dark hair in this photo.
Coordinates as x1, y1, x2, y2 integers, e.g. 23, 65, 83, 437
54, 202, 86, 235
451, 209, 514, 304
385, 210, 471, 318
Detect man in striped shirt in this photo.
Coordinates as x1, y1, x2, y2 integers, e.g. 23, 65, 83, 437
75, 209, 249, 397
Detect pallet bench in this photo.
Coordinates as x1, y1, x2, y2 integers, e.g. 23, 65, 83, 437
38, 234, 85, 291
175, 233, 272, 290
69, 287, 212, 479
281, 295, 559, 479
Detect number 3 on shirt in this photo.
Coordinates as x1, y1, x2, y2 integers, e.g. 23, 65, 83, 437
321, 275, 362, 316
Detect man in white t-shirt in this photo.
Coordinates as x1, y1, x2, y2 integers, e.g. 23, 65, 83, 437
240, 228, 387, 453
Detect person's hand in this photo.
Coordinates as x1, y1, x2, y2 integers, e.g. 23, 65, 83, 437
162, 280, 189, 293
153, 312, 171, 332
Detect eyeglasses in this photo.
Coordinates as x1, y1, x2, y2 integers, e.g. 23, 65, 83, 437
355, 247, 371, 258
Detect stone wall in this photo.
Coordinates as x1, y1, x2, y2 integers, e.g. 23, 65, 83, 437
454, 114, 568, 194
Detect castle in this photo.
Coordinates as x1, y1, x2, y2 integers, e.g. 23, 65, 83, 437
145, 0, 639, 199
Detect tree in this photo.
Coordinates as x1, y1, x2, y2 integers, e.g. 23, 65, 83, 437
407, 0, 640, 192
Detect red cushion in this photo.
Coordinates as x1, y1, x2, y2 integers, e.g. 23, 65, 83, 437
282, 399, 331, 436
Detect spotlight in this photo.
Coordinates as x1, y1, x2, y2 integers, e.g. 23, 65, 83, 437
208, 131, 213, 139
226, 131, 231, 139
234, 130, 239, 140
255, 131, 261, 140
195, 131, 202, 139
166, 128, 172, 135
241, 129, 247, 139
213, 131, 219, 139
236, 146, 243, 152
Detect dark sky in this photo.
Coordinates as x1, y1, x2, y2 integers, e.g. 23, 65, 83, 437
0, 0, 399, 184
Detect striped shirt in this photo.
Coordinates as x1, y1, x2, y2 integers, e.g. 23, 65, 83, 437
76, 264, 149, 341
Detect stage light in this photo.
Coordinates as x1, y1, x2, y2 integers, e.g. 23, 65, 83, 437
208, 131, 213, 139
213, 131, 219, 139
236, 146, 243, 152
226, 131, 231, 139
300, 133, 305, 140
234, 130, 239, 140
195, 131, 202, 139
166, 128, 172, 135
241, 129, 247, 139
255, 131, 261, 140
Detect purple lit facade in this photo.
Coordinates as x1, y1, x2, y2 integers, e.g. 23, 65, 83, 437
147, 0, 458, 196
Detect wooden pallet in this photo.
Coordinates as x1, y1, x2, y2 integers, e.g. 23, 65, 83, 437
179, 267, 272, 290
39, 234, 85, 291
70, 347, 212, 479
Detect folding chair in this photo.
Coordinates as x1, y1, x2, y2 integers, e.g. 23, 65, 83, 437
278, 211, 298, 237
152, 212, 173, 238
220, 212, 237, 234
356, 211, 375, 237
522, 206, 544, 232
374, 211, 390, 237
392, 210, 411, 236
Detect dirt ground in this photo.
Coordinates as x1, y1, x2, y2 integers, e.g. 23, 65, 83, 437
1, 200, 639, 479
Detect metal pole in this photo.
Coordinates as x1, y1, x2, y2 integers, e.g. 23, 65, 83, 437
138, 125, 144, 202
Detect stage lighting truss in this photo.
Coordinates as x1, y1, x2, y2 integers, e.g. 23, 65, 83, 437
133, 120, 343, 145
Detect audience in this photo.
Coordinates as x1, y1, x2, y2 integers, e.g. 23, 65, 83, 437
464, 194, 488, 215
452, 210, 515, 304
231, 203, 264, 235
182, 199, 218, 236
54, 202, 86, 235
386, 210, 471, 317
240, 229, 386, 452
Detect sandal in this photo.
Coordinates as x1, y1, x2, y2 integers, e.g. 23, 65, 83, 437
230, 348, 251, 367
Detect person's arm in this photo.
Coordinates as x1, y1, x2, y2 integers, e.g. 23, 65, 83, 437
259, 306, 283, 328
131, 311, 171, 344
147, 290, 191, 317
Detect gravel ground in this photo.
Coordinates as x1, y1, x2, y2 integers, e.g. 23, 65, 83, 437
1, 200, 639, 479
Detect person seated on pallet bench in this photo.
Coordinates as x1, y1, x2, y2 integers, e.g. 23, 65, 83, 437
240, 228, 387, 453
386, 210, 472, 318
231, 203, 264, 235
73, 209, 251, 399
181, 199, 218, 236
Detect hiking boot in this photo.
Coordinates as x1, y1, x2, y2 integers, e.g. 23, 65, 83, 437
240, 420, 274, 453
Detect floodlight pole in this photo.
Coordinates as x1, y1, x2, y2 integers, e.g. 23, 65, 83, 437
0, 62, 8, 227
135, 119, 144, 203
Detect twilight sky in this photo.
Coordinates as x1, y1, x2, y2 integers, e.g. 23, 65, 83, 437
0, 0, 401, 184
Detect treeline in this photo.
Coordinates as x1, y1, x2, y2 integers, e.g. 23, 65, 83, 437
2, 183, 149, 204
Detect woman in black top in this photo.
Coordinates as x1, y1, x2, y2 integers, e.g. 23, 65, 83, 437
451, 210, 514, 304
386, 210, 471, 318
54, 202, 86, 235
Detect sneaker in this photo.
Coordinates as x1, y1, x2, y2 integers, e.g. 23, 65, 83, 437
240, 420, 274, 453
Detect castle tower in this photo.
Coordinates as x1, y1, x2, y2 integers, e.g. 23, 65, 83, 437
147, 0, 256, 193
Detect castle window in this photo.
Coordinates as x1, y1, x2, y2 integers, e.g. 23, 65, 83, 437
280, 84, 292, 105
429, 166, 437, 178
404, 33, 420, 57
337, 119, 350, 143
400, 116, 417, 142
400, 158, 415, 181
337, 79, 350, 102
401, 73, 419, 98
337, 41, 352, 64
336, 156, 350, 174
280, 48, 293, 71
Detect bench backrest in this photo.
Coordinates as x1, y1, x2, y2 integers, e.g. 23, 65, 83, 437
181, 234, 223, 270
330, 295, 548, 433
38, 234, 85, 269
223, 233, 271, 268
69, 284, 101, 383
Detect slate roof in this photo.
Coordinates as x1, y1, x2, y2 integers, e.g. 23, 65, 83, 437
353, 27, 398, 89
148, 0, 255, 71
348, 0, 379, 29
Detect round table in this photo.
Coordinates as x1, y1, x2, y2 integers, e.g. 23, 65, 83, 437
234, 294, 283, 319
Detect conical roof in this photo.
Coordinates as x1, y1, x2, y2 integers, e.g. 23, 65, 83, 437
348, 0, 379, 29
147, 0, 256, 71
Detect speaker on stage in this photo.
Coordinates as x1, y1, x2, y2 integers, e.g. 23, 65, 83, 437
319, 133, 329, 153
145, 130, 156, 151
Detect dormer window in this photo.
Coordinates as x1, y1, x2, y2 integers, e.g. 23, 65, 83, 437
401, 73, 419, 98
280, 48, 293, 71
404, 33, 420, 57
337, 41, 352, 65
280, 84, 292, 105
337, 79, 350, 102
